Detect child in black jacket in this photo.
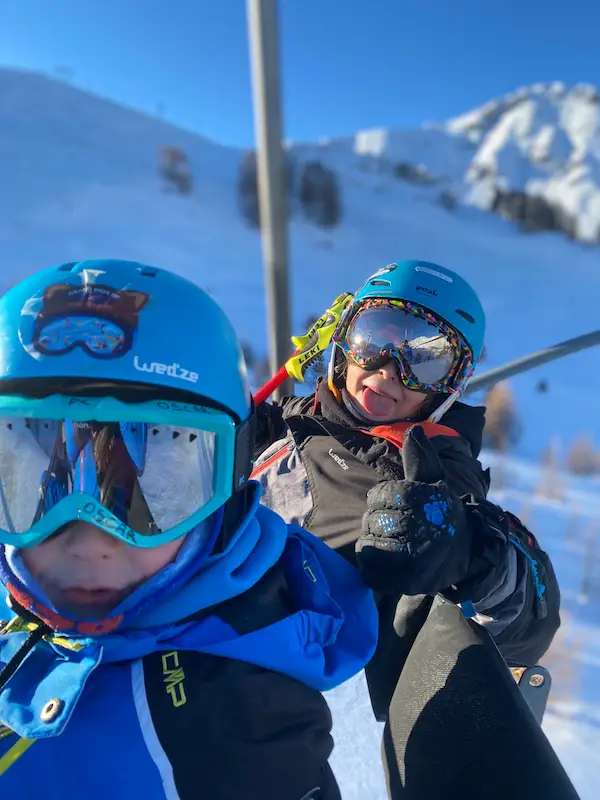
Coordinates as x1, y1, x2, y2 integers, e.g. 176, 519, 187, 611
253, 260, 560, 720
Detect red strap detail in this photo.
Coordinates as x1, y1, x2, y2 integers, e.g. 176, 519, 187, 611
357, 422, 460, 450
6, 581, 124, 635
250, 444, 290, 479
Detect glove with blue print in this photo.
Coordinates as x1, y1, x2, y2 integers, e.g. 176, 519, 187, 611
356, 424, 473, 596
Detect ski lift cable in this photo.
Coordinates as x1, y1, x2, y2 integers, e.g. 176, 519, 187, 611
466, 329, 600, 397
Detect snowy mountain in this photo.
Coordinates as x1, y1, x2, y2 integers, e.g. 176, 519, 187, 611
324, 82, 600, 244
449, 82, 600, 242
2, 66, 600, 462
2, 66, 600, 798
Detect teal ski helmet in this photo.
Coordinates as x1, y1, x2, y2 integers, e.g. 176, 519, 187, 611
0, 259, 255, 552
329, 260, 486, 420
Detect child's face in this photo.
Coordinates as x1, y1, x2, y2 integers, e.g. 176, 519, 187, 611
345, 360, 428, 421
20, 522, 184, 618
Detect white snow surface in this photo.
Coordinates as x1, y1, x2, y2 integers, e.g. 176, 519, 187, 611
2, 67, 600, 796
326, 453, 600, 798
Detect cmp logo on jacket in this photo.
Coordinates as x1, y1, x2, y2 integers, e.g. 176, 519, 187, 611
30, 282, 150, 360
161, 651, 187, 708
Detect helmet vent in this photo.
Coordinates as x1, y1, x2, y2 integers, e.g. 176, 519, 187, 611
456, 309, 475, 324
138, 266, 158, 277
57, 263, 79, 272
370, 279, 392, 287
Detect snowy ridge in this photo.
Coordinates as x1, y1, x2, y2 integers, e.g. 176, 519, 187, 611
453, 83, 600, 242
324, 82, 600, 243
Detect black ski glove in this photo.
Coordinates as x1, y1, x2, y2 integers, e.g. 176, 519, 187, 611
356, 424, 473, 596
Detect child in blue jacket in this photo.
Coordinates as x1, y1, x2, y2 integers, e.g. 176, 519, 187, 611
0, 259, 378, 800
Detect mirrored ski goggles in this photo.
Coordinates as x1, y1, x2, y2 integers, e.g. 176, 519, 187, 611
33, 315, 132, 359
333, 298, 474, 393
0, 395, 244, 549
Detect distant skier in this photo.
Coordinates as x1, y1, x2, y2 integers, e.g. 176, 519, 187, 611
399, 338, 413, 361
0, 260, 379, 799
252, 260, 560, 723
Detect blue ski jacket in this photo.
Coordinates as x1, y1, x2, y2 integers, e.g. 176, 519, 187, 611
0, 484, 378, 799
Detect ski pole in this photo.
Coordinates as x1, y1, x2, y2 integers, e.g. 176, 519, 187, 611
465, 328, 600, 396
253, 363, 295, 407
253, 292, 353, 406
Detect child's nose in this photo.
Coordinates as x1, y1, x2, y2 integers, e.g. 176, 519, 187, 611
60, 522, 122, 559
379, 360, 400, 379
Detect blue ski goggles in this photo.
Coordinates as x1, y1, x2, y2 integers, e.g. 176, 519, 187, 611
0, 394, 241, 548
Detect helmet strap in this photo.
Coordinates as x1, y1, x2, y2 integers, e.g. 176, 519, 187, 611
215, 404, 256, 552
327, 344, 344, 402
426, 390, 462, 423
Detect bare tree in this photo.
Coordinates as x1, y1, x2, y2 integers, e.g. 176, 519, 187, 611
299, 162, 342, 228
483, 382, 521, 452
541, 610, 582, 709
536, 437, 565, 501
567, 433, 600, 476
438, 189, 457, 211
237, 149, 294, 228
580, 519, 600, 603
517, 496, 534, 528
158, 147, 193, 195
565, 510, 581, 546
238, 150, 260, 228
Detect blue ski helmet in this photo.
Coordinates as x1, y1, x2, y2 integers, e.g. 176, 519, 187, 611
352, 260, 485, 361
0, 259, 251, 423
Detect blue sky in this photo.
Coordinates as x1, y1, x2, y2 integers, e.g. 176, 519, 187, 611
1, 0, 599, 147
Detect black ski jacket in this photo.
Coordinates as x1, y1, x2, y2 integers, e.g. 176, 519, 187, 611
140, 561, 342, 799
253, 380, 560, 720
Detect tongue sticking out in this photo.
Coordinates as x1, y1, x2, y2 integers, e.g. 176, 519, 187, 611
362, 387, 396, 417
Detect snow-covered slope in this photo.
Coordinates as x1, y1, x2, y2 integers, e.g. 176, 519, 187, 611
2, 67, 600, 461
448, 82, 600, 242
2, 67, 600, 798
333, 82, 600, 244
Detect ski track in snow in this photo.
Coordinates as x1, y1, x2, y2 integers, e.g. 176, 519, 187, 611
1, 67, 600, 798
